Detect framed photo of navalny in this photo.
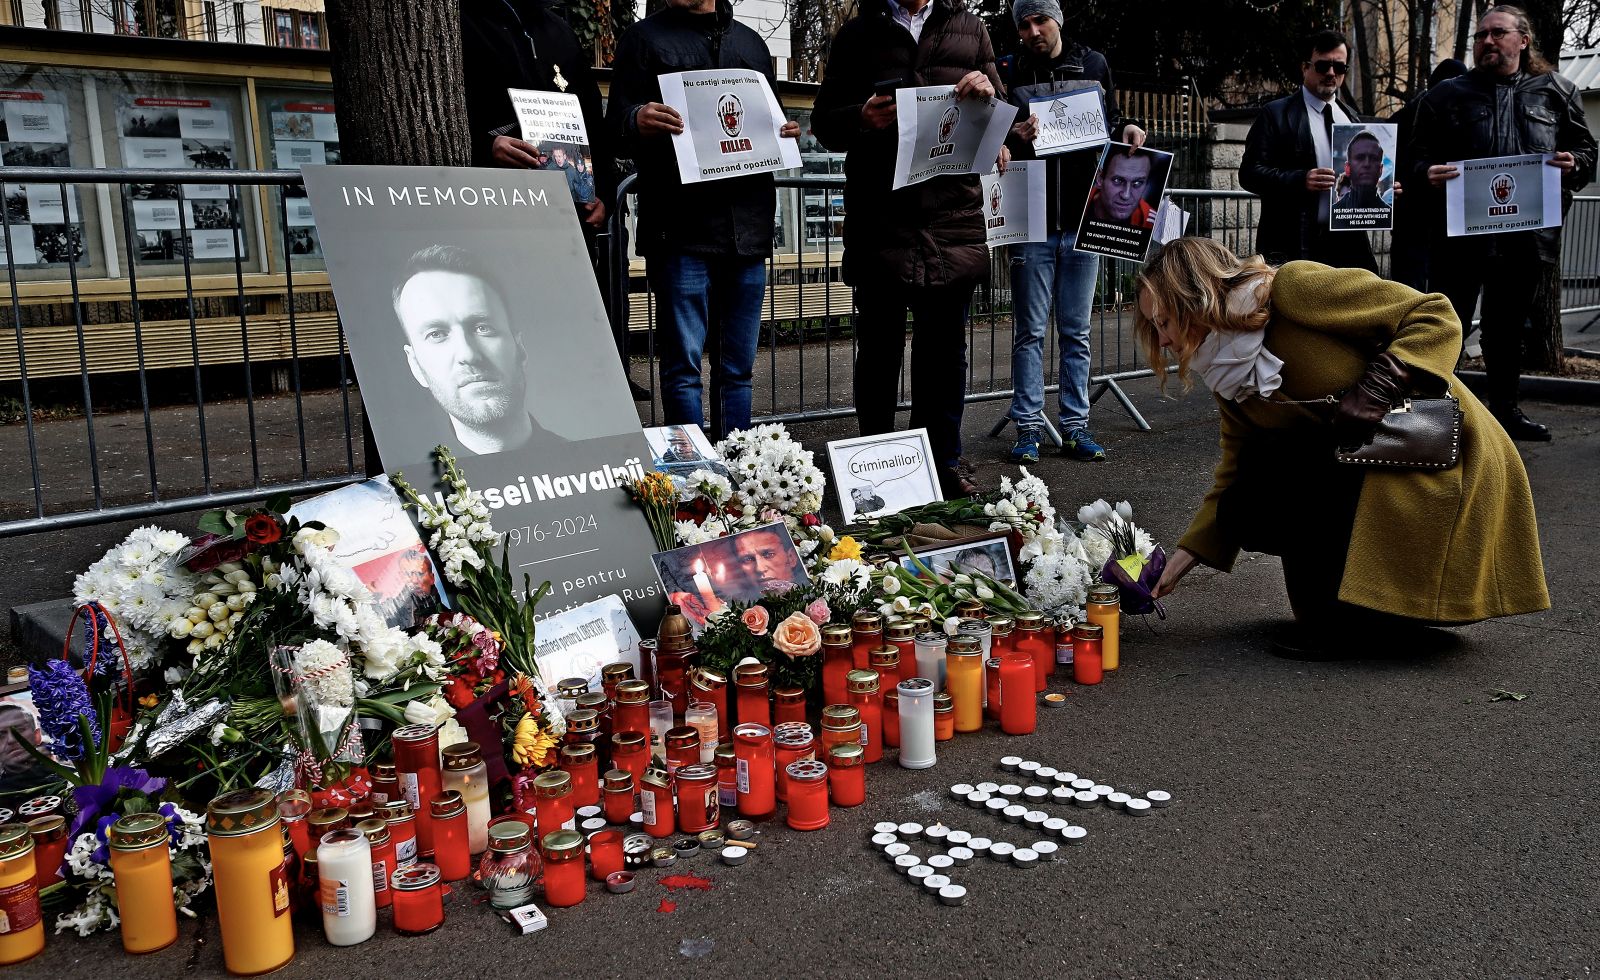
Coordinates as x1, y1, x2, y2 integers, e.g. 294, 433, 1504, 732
651, 522, 813, 632
300, 166, 666, 629
643, 423, 731, 481
1330, 123, 1396, 231
1073, 143, 1174, 261
825, 428, 943, 524
899, 531, 1019, 588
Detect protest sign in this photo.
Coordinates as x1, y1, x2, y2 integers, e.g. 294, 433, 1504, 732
825, 428, 943, 523
658, 69, 800, 184
892, 85, 1016, 190
1149, 196, 1191, 253
1330, 123, 1396, 231
1073, 143, 1172, 261
1029, 89, 1108, 156
532, 595, 643, 693
509, 88, 597, 204
301, 166, 665, 630
1445, 152, 1562, 237
980, 162, 1046, 248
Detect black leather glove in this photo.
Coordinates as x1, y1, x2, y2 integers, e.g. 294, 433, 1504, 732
1334, 352, 1412, 450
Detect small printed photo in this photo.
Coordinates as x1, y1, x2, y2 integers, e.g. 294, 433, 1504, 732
183, 139, 234, 170
137, 229, 179, 260
652, 522, 812, 632
322, 145, 342, 165
535, 140, 596, 204
287, 226, 321, 256
644, 423, 731, 482
119, 107, 181, 138
900, 532, 1019, 587
1074, 142, 1175, 261
130, 181, 181, 201
0, 688, 51, 791
825, 428, 942, 524
1331, 123, 1397, 231
190, 200, 237, 230
31, 223, 86, 264
272, 111, 316, 141
3, 187, 28, 223
0, 142, 68, 168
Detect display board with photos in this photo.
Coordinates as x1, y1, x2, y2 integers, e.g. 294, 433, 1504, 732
0, 88, 88, 268
116, 94, 248, 263
260, 91, 341, 259
301, 165, 667, 630
826, 428, 943, 524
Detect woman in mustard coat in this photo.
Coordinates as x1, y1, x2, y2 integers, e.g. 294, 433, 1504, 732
1135, 239, 1548, 644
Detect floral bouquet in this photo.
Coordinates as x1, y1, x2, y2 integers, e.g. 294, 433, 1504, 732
71, 525, 195, 672
693, 589, 827, 694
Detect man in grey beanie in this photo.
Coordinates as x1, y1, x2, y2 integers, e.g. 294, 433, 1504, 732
1000, 0, 1142, 465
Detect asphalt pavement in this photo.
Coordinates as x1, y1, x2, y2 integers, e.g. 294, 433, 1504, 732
5, 375, 1597, 978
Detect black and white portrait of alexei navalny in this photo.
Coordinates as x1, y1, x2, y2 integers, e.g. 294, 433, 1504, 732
391, 243, 547, 457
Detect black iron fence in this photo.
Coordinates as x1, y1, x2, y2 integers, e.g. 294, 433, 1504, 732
3, 165, 1596, 539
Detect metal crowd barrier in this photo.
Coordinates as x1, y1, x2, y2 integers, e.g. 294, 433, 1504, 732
3, 165, 1596, 539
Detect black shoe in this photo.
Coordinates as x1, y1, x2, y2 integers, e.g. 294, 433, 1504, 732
939, 466, 980, 499
628, 380, 653, 401
1491, 404, 1552, 442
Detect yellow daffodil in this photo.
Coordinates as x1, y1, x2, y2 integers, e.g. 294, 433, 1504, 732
829, 535, 862, 562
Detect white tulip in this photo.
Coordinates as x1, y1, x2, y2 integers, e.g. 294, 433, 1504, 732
190, 620, 213, 639
224, 569, 251, 585
194, 592, 218, 608
881, 576, 901, 595
210, 581, 235, 596
169, 618, 193, 639
952, 573, 973, 586
216, 561, 243, 574
208, 603, 230, 623
1115, 500, 1134, 522
265, 574, 282, 590
892, 596, 912, 613
185, 606, 207, 624
204, 632, 225, 650
1077, 505, 1097, 524
943, 616, 962, 636
186, 639, 204, 657
226, 594, 247, 612
234, 579, 255, 593
976, 585, 995, 601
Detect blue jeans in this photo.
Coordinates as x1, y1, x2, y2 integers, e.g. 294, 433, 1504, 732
648, 252, 766, 439
1009, 231, 1099, 432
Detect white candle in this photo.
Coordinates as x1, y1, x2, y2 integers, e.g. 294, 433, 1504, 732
692, 560, 716, 605
685, 702, 719, 763
443, 761, 493, 855
317, 829, 377, 946
897, 678, 936, 770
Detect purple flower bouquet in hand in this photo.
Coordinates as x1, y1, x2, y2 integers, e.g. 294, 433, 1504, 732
1099, 546, 1167, 617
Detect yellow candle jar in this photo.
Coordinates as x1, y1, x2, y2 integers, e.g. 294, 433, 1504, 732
0, 823, 44, 966
109, 812, 179, 954
945, 637, 985, 732
1085, 584, 1122, 670
206, 788, 295, 976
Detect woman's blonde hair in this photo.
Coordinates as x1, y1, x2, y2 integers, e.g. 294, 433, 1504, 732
1133, 237, 1277, 390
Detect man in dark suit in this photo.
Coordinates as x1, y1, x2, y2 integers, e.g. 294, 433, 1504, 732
1240, 29, 1378, 271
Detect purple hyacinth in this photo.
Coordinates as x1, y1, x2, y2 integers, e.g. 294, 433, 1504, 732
82, 604, 126, 681
27, 659, 100, 761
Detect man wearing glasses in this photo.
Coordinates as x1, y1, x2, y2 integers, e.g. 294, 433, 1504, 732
1407, 4, 1595, 442
1240, 29, 1378, 271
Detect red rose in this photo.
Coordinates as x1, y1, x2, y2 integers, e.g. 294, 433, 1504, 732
444, 676, 477, 710
245, 514, 282, 545
801, 513, 821, 528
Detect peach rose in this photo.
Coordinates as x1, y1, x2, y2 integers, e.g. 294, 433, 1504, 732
771, 611, 822, 658
742, 606, 770, 636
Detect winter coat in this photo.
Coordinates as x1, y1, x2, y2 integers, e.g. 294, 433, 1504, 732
1001, 40, 1129, 233
606, 0, 779, 258
1179, 262, 1549, 624
460, 0, 616, 206
810, 0, 1002, 288
1406, 68, 1597, 264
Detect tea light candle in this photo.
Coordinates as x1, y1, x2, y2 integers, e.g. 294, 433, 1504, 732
998, 756, 1023, 772
1035, 767, 1058, 781
872, 833, 899, 850
949, 784, 975, 800
1023, 786, 1049, 802
884, 842, 910, 861
1062, 826, 1088, 845
985, 799, 1009, 817
966, 791, 992, 808
976, 782, 1000, 794
938, 884, 967, 906
317, 829, 377, 946
1017, 761, 1041, 778
1146, 790, 1173, 808
874, 821, 900, 835
1071, 778, 1094, 792
1051, 787, 1076, 804
924, 825, 950, 847
1091, 784, 1115, 798
908, 865, 934, 885
1073, 792, 1099, 808
1002, 805, 1027, 823
894, 855, 921, 875
1126, 798, 1153, 816
988, 841, 1015, 862
967, 837, 992, 857
1031, 841, 1058, 858
1106, 792, 1131, 811
922, 873, 951, 894
1053, 772, 1077, 786
1023, 811, 1048, 829
946, 846, 974, 866
897, 822, 925, 840
1011, 848, 1038, 869
998, 785, 1022, 799
946, 830, 972, 847
927, 854, 954, 871
1042, 817, 1069, 835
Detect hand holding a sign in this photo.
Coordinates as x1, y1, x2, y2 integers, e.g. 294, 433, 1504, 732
1120, 124, 1147, 151
779, 120, 801, 139
1013, 114, 1039, 142
1549, 151, 1577, 173
1427, 163, 1460, 187
954, 70, 995, 101
491, 135, 543, 169
1305, 167, 1338, 192
636, 102, 685, 137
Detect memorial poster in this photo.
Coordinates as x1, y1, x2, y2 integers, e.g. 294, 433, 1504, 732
1330, 123, 1396, 231
301, 165, 666, 628
1073, 143, 1172, 261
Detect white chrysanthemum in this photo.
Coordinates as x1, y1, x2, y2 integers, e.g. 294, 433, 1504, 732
295, 638, 355, 708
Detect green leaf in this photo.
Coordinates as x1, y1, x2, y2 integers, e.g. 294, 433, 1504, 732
369, 683, 439, 705
264, 492, 292, 514
1488, 689, 1530, 702
197, 511, 230, 535
357, 699, 410, 725
9, 730, 78, 785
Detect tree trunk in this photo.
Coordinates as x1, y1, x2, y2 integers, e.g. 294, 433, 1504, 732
323, 0, 472, 168
322, 0, 473, 474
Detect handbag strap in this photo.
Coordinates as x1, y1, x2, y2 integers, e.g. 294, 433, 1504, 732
63, 601, 137, 716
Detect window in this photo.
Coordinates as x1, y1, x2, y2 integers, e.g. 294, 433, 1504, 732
274, 10, 294, 46
297, 11, 320, 49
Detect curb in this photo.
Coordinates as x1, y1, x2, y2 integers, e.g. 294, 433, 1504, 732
1456, 370, 1600, 406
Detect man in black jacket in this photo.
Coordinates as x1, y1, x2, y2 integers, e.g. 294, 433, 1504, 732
1240, 29, 1377, 271
1001, 0, 1143, 465
1387, 57, 1467, 291
1409, 4, 1596, 441
606, 0, 799, 439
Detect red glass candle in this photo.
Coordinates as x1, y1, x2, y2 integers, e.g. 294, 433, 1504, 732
882, 688, 901, 748
356, 819, 395, 910
826, 744, 866, 807
1015, 611, 1052, 686
588, 829, 625, 882
27, 816, 68, 887
989, 616, 1016, 656
733, 723, 776, 820
664, 726, 701, 776
933, 693, 956, 741
784, 760, 830, 831
368, 765, 399, 808
565, 706, 603, 750
540, 830, 586, 908
715, 743, 738, 812
688, 667, 730, 741
846, 669, 883, 764
601, 770, 635, 825
1072, 623, 1104, 685
985, 657, 1003, 721
531, 771, 576, 841
886, 621, 918, 677
656, 647, 692, 719
820, 625, 853, 707
733, 662, 772, 730
601, 661, 634, 704
772, 685, 807, 726
559, 743, 601, 807
276, 789, 313, 859
612, 679, 652, 738
392, 723, 442, 858
636, 638, 657, 693
429, 791, 472, 881
850, 611, 883, 670
771, 722, 816, 803
640, 770, 675, 838
378, 801, 419, 868
999, 651, 1037, 735
674, 763, 720, 833
610, 731, 650, 789
390, 863, 444, 935
868, 646, 901, 694
819, 705, 860, 757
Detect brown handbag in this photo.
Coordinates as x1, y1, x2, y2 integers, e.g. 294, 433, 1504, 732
1333, 392, 1462, 469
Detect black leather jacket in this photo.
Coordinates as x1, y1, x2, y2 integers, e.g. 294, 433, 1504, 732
605, 0, 779, 258
1407, 68, 1596, 261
